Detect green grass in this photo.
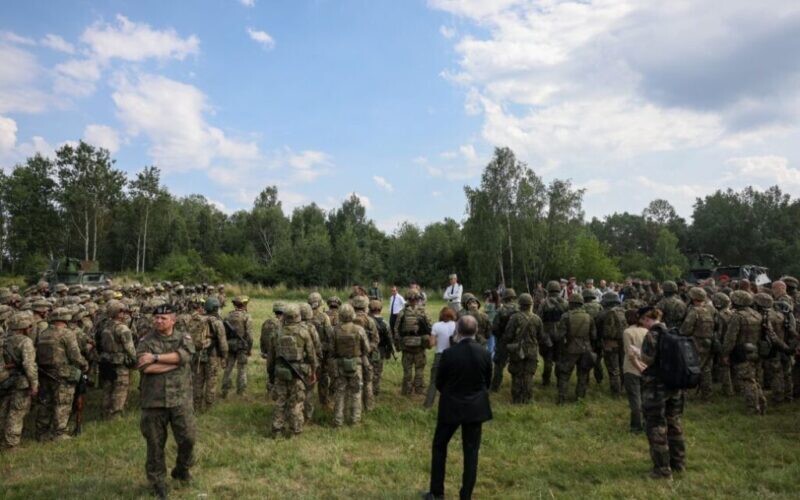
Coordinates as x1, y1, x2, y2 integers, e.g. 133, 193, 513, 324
2, 298, 799, 499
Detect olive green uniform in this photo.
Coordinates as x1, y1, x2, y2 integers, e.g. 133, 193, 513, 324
99, 321, 137, 417
556, 307, 597, 402
332, 315, 369, 426
394, 304, 431, 395
680, 303, 716, 400
538, 295, 568, 386
222, 308, 253, 396
723, 305, 767, 414
1, 332, 38, 448
188, 312, 228, 412
505, 310, 545, 403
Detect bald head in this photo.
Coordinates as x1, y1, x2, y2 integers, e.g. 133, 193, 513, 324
456, 315, 478, 338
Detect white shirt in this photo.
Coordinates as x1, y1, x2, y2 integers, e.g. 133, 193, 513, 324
389, 293, 405, 315
443, 283, 463, 304
432, 320, 456, 353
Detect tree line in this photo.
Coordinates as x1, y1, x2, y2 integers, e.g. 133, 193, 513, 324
1, 142, 799, 290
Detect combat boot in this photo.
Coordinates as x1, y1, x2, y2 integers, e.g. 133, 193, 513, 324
171, 467, 192, 482
152, 482, 168, 499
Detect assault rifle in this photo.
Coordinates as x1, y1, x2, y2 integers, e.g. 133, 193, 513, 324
71, 373, 89, 436
277, 355, 310, 388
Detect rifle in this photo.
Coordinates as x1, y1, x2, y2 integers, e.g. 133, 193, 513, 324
224, 319, 251, 353
277, 355, 309, 388
71, 373, 89, 436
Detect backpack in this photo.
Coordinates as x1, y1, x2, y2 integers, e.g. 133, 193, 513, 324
602, 307, 626, 342
647, 326, 701, 390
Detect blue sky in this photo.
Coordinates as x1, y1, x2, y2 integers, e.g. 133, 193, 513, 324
2, 1, 800, 231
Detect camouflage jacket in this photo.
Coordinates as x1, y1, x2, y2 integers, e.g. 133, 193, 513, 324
137, 327, 195, 408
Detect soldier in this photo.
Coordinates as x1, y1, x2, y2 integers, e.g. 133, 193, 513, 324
754, 293, 796, 404
97, 300, 137, 418
712, 293, 735, 396
261, 302, 285, 400
460, 294, 491, 345
268, 304, 317, 437
189, 298, 228, 412
722, 290, 767, 414
596, 291, 626, 395
556, 293, 597, 404
537, 282, 568, 387
331, 304, 370, 427
299, 303, 322, 421
352, 296, 379, 410
394, 291, 432, 396
504, 293, 545, 403
53, 283, 69, 306
638, 307, 686, 480
0, 312, 38, 450
216, 285, 227, 310
583, 288, 605, 385
680, 287, 715, 401
136, 303, 196, 499
326, 296, 342, 327
656, 281, 687, 329
30, 300, 50, 345
369, 299, 391, 396
35, 307, 87, 441
222, 296, 253, 397
308, 293, 334, 405
490, 289, 519, 392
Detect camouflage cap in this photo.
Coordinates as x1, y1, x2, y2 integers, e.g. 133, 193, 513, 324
352, 295, 369, 310
730, 290, 753, 307
569, 292, 584, 305
688, 287, 707, 302
339, 303, 355, 323
8, 311, 34, 330
546, 281, 561, 294
299, 303, 313, 320
518, 293, 534, 306
308, 292, 323, 308
273, 301, 286, 314
49, 307, 74, 322
753, 292, 773, 309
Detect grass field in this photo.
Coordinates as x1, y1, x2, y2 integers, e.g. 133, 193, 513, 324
2, 298, 799, 499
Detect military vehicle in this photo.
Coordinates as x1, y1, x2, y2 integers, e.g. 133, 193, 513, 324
38, 258, 109, 289
685, 253, 770, 286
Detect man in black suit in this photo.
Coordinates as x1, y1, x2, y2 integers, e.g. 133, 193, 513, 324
424, 315, 493, 500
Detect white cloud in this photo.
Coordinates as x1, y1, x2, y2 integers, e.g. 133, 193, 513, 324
373, 175, 394, 192
426, 143, 485, 180
82, 15, 199, 62
726, 155, 800, 187
0, 44, 48, 113
239, 0, 256, 6
351, 192, 371, 210
578, 179, 611, 195
247, 28, 275, 50
41, 34, 75, 54
83, 124, 120, 153
429, 0, 523, 20
112, 73, 259, 171
0, 31, 35, 46
439, 25, 456, 39
54, 58, 102, 96
0, 115, 17, 153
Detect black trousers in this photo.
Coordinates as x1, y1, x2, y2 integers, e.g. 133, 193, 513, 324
429, 421, 482, 500
389, 313, 398, 333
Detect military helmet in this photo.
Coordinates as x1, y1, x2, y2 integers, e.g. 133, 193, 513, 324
712, 292, 731, 309
8, 311, 34, 330
546, 281, 561, 294
569, 292, 584, 305
753, 292, 773, 309
339, 303, 355, 323
730, 290, 753, 307
68, 284, 83, 295
154, 284, 164, 292
299, 303, 313, 321
101, 290, 116, 302
601, 291, 621, 306
688, 287, 707, 302
0, 304, 13, 320
662, 281, 677, 294
31, 299, 51, 312
283, 304, 301, 322
518, 293, 534, 306
218, 284, 225, 291
406, 290, 421, 301
232, 295, 249, 306
71, 307, 90, 321
174, 284, 185, 293
783, 276, 799, 289
50, 307, 74, 322
460, 292, 476, 307
273, 301, 286, 314
327, 296, 342, 308
204, 296, 221, 313
582, 288, 596, 300
55, 283, 68, 293
106, 300, 130, 318
369, 299, 382, 312
352, 295, 369, 310
503, 288, 517, 300
308, 292, 323, 308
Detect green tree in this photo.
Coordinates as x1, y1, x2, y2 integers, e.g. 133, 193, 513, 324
651, 228, 688, 281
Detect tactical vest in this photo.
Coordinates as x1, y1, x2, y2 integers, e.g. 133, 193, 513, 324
540, 297, 565, 323
508, 311, 539, 360
37, 327, 68, 368
276, 327, 304, 362
602, 307, 626, 342
565, 310, 592, 354
398, 307, 420, 336
730, 308, 762, 363
0, 337, 10, 384
334, 324, 362, 358
689, 305, 715, 339
227, 310, 248, 339
188, 314, 212, 351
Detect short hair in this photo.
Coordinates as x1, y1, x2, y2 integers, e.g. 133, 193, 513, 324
456, 315, 478, 337
439, 307, 456, 322
642, 308, 663, 322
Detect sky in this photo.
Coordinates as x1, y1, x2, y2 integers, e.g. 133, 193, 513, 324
2, 0, 800, 232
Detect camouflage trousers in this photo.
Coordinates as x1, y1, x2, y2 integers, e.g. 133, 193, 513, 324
372, 356, 384, 396
508, 358, 537, 404
192, 357, 220, 413
222, 351, 248, 395
333, 371, 363, 426
140, 405, 196, 489
35, 377, 75, 440
490, 341, 508, 392
317, 353, 332, 406
557, 353, 591, 401
734, 361, 766, 414
0, 389, 31, 448
271, 378, 306, 435
765, 355, 793, 404
304, 380, 317, 422
540, 341, 555, 386
102, 365, 130, 418
603, 346, 622, 395
362, 355, 375, 411
401, 351, 426, 395
716, 359, 735, 396
642, 380, 685, 477
696, 347, 713, 400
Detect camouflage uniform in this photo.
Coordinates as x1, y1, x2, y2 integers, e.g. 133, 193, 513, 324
459, 294, 491, 345
712, 293, 735, 396
1, 314, 38, 449
556, 294, 597, 403
640, 322, 686, 479
680, 288, 715, 400
260, 303, 284, 400
656, 282, 687, 329
394, 293, 431, 395
504, 294, 545, 403
596, 292, 626, 395
300, 303, 322, 421
371, 306, 391, 396
269, 305, 317, 437
308, 293, 334, 405
188, 302, 228, 413
331, 305, 369, 426
98, 301, 137, 417
490, 290, 519, 392
723, 291, 767, 414
352, 296, 379, 411
774, 294, 797, 402
582, 290, 605, 384
537, 283, 568, 387
137, 320, 196, 496
35, 310, 88, 440
222, 298, 253, 396
755, 294, 796, 404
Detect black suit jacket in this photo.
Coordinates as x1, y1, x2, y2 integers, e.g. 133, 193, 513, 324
435, 337, 493, 425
